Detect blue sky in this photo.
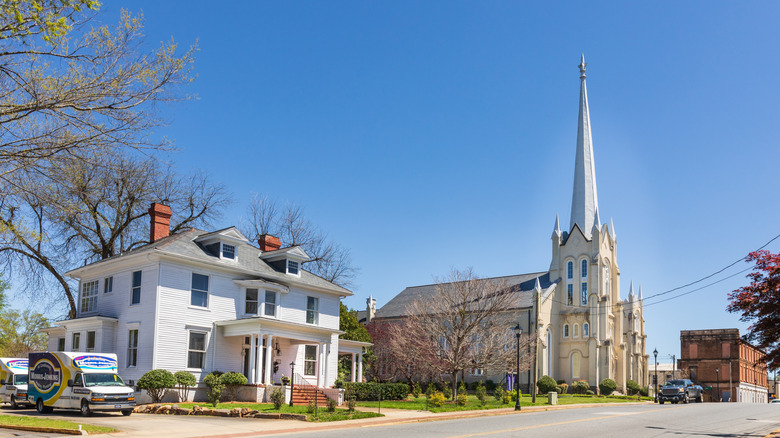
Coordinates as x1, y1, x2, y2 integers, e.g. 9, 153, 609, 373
58, 1, 780, 369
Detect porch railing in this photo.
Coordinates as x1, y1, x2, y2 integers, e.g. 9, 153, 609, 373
291, 372, 321, 408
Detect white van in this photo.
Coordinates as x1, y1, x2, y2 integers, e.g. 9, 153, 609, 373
28, 352, 136, 416
0, 358, 32, 409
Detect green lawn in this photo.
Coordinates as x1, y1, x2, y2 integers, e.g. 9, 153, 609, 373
0, 414, 116, 433
357, 394, 652, 413
178, 402, 383, 422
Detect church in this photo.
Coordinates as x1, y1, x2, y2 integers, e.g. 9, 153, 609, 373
371, 56, 649, 393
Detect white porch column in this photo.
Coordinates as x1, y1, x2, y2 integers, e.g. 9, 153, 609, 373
264, 335, 274, 385
254, 334, 263, 385
351, 353, 356, 382
357, 350, 363, 383
249, 334, 257, 384
318, 342, 326, 387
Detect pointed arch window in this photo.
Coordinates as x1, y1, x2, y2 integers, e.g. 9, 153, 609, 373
583, 322, 589, 338
563, 324, 570, 338
604, 265, 611, 296
546, 329, 552, 376
572, 352, 581, 379
573, 323, 579, 338
581, 282, 588, 306
567, 284, 573, 306
567, 261, 573, 280
581, 259, 587, 278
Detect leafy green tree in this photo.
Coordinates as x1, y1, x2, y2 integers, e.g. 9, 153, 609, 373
338, 302, 373, 382
0, 309, 48, 356
174, 371, 197, 402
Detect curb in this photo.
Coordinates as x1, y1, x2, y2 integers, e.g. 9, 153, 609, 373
764, 428, 780, 438
0, 423, 87, 435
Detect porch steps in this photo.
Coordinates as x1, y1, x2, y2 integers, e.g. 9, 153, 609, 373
291, 385, 329, 405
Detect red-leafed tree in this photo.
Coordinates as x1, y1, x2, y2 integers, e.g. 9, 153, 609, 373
727, 250, 780, 369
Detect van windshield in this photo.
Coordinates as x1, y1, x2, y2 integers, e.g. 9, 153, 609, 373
12, 374, 27, 385
83, 373, 126, 387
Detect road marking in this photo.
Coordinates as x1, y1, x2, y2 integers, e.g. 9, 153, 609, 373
446, 406, 686, 438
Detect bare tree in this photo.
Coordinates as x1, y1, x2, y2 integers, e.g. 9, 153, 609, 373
0, 152, 230, 318
0, 4, 196, 180
241, 193, 358, 288
385, 268, 532, 398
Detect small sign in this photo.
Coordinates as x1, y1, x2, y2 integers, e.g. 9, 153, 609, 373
72, 355, 117, 370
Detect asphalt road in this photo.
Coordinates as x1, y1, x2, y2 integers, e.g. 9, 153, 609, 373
266, 403, 780, 438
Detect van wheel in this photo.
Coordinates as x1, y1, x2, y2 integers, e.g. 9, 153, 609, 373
659, 400, 664, 404
10, 395, 18, 409
80, 400, 92, 417
121, 409, 132, 416
36, 398, 46, 414
696, 396, 702, 403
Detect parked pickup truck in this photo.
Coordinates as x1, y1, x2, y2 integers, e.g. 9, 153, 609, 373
659, 379, 703, 404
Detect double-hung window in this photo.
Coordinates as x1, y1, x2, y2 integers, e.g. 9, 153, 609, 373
72, 332, 81, 351
104, 276, 113, 294
287, 260, 299, 275
188, 332, 207, 369
131, 271, 142, 305
245, 288, 258, 315
306, 296, 319, 324
80, 280, 99, 313
222, 243, 236, 260
304, 345, 317, 376
264, 291, 276, 317
191, 273, 209, 308
86, 331, 96, 352
127, 329, 138, 367
57, 338, 65, 351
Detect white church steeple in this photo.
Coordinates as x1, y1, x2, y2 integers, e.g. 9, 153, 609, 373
569, 54, 600, 238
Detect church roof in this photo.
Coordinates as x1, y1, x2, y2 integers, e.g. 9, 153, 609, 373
375, 272, 553, 319
569, 54, 601, 237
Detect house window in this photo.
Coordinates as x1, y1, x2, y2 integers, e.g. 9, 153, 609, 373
104, 276, 113, 294
191, 273, 209, 308
581, 259, 587, 278
72, 332, 81, 351
306, 296, 318, 324
567, 284, 573, 306
470, 368, 484, 376
581, 283, 588, 305
563, 324, 570, 338
86, 331, 96, 352
80, 280, 99, 313
583, 323, 589, 338
573, 324, 579, 338
287, 260, 299, 275
245, 289, 258, 315
188, 331, 207, 369
127, 329, 138, 367
222, 243, 236, 260
131, 271, 142, 305
567, 261, 573, 279
438, 336, 449, 356
57, 337, 65, 351
304, 345, 317, 376
264, 291, 276, 317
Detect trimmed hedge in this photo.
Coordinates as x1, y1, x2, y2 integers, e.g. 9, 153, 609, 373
343, 382, 410, 401
599, 378, 618, 395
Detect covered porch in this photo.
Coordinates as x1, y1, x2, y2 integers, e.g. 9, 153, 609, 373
338, 339, 372, 383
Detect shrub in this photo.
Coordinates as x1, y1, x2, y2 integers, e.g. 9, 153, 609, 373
556, 379, 566, 385
347, 397, 357, 412
485, 380, 496, 392
458, 381, 468, 395
342, 382, 410, 401
204, 371, 225, 407
270, 387, 285, 409
599, 378, 617, 396
536, 375, 557, 394
493, 387, 504, 402
640, 386, 649, 397
557, 383, 569, 394
586, 389, 595, 395
429, 391, 446, 408
510, 388, 522, 401
502, 393, 512, 404
307, 400, 315, 413
476, 385, 487, 406
220, 371, 248, 401
571, 380, 590, 394
442, 385, 452, 400
412, 382, 422, 398
327, 398, 337, 412
456, 394, 468, 406
137, 369, 176, 404
334, 379, 344, 389
626, 379, 641, 396
173, 371, 197, 402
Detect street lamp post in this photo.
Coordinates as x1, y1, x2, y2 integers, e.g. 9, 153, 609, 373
653, 348, 658, 402
289, 362, 296, 407
716, 367, 720, 403
512, 324, 523, 411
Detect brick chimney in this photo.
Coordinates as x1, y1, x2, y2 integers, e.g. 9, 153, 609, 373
149, 203, 172, 243
258, 234, 281, 252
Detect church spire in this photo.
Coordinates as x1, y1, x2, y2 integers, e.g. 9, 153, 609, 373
570, 54, 600, 237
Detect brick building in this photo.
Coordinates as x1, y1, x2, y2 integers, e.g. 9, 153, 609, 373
679, 329, 768, 403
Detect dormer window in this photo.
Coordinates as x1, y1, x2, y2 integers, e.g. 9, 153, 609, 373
287, 260, 299, 276
222, 243, 236, 260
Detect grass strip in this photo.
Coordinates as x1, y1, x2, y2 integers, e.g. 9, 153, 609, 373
0, 414, 116, 433
177, 402, 383, 422
357, 394, 650, 412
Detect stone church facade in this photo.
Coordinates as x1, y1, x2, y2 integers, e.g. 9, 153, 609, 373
372, 56, 648, 393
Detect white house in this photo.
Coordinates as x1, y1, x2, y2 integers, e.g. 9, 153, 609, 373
43, 204, 368, 401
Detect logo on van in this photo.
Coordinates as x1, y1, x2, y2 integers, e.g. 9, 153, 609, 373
6, 359, 28, 370
72, 355, 117, 370
30, 361, 60, 392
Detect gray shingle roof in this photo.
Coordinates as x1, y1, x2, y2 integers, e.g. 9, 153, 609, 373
67, 228, 352, 296
375, 272, 554, 319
